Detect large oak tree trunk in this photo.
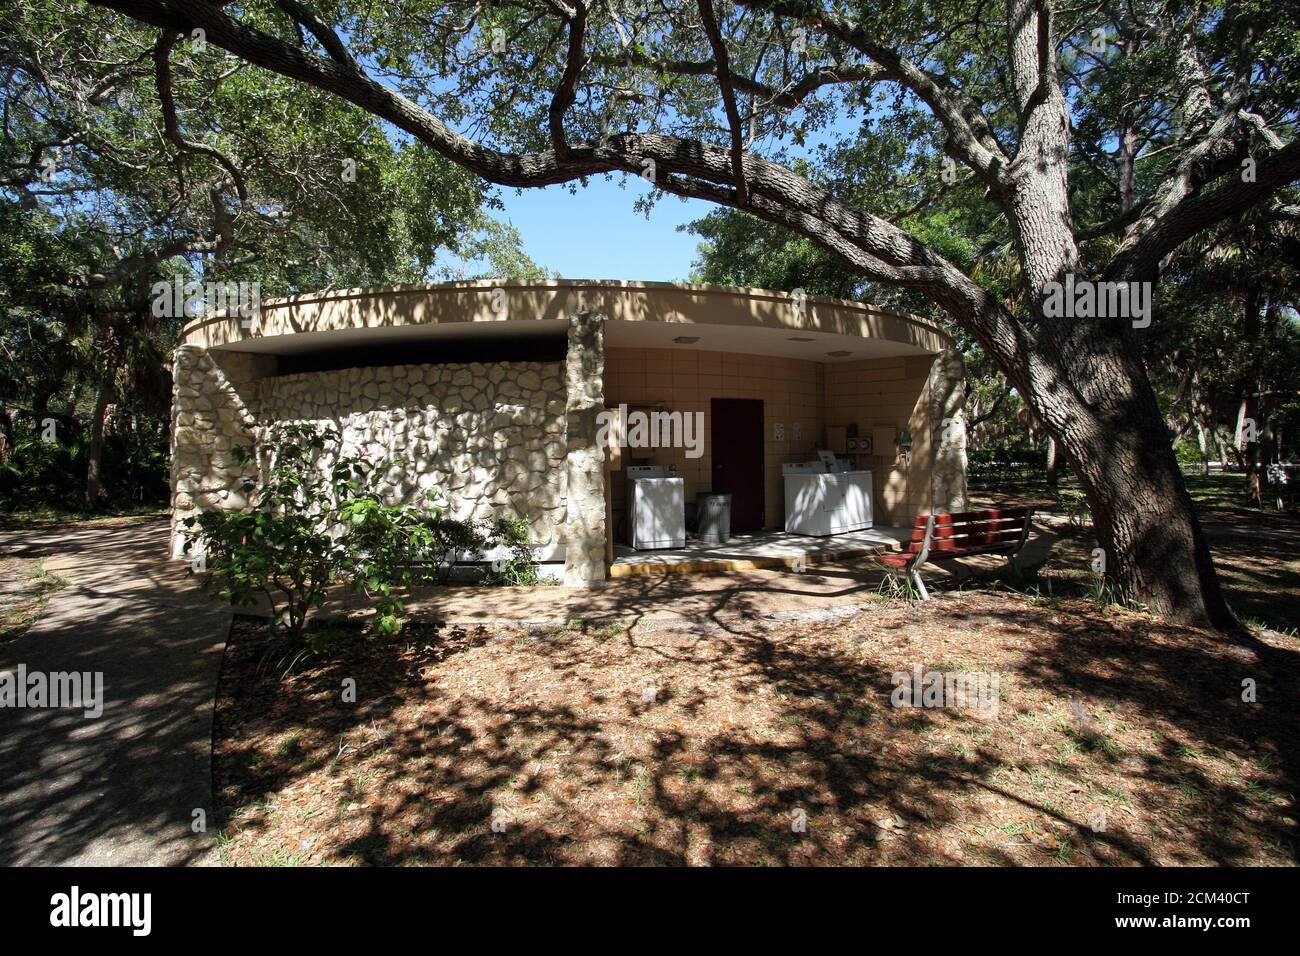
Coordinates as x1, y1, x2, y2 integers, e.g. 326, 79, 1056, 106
1024, 330, 1235, 629
994, 16, 1235, 630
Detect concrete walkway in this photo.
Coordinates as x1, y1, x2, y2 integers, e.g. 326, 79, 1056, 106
0, 516, 229, 866
608, 526, 910, 576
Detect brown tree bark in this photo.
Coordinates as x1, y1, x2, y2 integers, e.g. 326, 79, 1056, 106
1027, 331, 1232, 627
84, 380, 113, 509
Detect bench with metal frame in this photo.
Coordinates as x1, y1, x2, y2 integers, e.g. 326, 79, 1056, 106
874, 507, 1034, 599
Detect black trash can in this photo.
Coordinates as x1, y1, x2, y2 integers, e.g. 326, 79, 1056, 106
696, 492, 732, 544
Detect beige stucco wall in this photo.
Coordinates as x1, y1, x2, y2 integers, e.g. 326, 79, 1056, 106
599, 346, 948, 533
825, 355, 935, 526
604, 347, 828, 532
179, 280, 951, 356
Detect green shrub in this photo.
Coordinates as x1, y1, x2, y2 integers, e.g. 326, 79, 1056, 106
1058, 487, 1092, 531
338, 494, 444, 633
1174, 440, 1203, 465
0, 429, 80, 510
968, 443, 1048, 483
183, 422, 538, 639
481, 516, 542, 586
421, 514, 491, 584
0, 415, 169, 512
184, 423, 362, 637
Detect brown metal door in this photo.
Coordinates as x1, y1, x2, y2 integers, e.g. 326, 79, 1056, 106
710, 398, 765, 532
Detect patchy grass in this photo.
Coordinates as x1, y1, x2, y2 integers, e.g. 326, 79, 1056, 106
1182, 471, 1295, 518
0, 505, 167, 528
974, 471, 1300, 633
0, 557, 68, 643
212, 590, 1298, 866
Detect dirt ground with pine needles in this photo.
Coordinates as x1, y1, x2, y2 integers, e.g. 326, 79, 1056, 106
211, 584, 1299, 866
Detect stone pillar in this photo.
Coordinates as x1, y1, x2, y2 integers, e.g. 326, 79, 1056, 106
929, 347, 969, 514
562, 310, 608, 587
169, 346, 273, 558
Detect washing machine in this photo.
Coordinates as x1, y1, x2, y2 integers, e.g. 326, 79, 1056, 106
626, 464, 686, 550
783, 458, 873, 535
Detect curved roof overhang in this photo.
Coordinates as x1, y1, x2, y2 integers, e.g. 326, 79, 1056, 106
179, 279, 951, 364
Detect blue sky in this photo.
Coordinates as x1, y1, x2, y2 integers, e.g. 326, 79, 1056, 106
488, 174, 709, 281
440, 102, 865, 283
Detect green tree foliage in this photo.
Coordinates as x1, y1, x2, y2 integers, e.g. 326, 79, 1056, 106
0, 0, 544, 508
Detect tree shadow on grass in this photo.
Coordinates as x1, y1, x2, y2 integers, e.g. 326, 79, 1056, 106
943, 600, 1298, 863
212, 583, 1299, 866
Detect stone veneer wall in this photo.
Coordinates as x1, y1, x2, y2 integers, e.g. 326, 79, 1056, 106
170, 346, 274, 557
253, 361, 569, 545
170, 348, 571, 557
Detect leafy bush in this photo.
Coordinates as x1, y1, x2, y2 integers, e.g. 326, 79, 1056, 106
1174, 440, 1204, 466
481, 516, 543, 586
338, 494, 445, 633
184, 422, 539, 639
101, 425, 170, 504
0, 428, 81, 510
420, 514, 491, 584
0, 415, 169, 512
968, 443, 1048, 483
184, 423, 361, 637
1058, 487, 1092, 532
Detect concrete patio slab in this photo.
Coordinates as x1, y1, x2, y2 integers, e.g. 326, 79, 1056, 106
609, 526, 910, 576
345, 520, 1053, 630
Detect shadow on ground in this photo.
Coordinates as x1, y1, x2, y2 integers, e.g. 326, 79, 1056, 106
213, 583, 1299, 866
0, 517, 228, 865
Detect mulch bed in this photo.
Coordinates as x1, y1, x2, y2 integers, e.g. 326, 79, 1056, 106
211, 591, 1299, 866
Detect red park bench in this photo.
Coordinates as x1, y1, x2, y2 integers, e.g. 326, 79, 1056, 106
874, 507, 1034, 599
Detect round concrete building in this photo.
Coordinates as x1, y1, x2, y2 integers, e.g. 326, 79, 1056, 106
170, 280, 968, 584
